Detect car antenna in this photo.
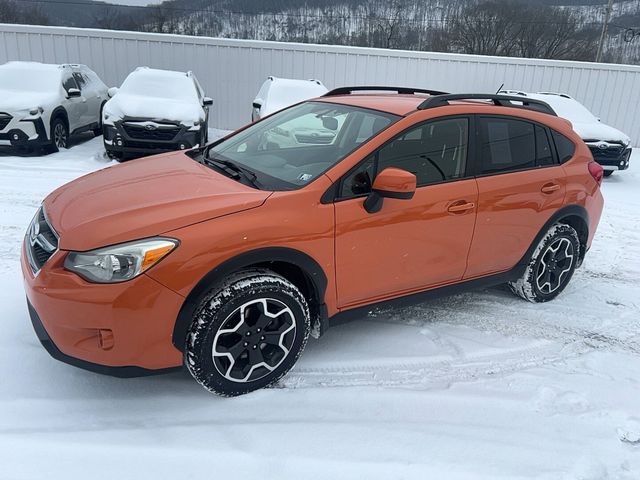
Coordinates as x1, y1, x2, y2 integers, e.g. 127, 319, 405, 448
496, 83, 504, 94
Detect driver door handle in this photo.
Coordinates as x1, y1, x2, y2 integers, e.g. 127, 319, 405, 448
541, 183, 560, 194
447, 201, 475, 214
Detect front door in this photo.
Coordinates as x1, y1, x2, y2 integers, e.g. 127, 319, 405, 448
334, 116, 478, 308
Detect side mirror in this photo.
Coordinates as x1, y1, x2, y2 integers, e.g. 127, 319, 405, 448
322, 116, 339, 131
203, 96, 213, 106
107, 87, 119, 98
67, 88, 81, 98
363, 167, 416, 214
252, 101, 262, 110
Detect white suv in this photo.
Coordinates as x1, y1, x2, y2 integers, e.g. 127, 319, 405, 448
0, 61, 109, 153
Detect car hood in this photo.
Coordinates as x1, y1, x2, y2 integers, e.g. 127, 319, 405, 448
571, 121, 631, 145
44, 152, 271, 251
0, 89, 58, 111
107, 93, 203, 124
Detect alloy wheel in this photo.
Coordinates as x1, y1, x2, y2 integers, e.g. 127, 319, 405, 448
212, 298, 296, 383
54, 123, 67, 148
535, 237, 574, 294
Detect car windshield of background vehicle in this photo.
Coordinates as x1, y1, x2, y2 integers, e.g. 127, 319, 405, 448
120, 72, 199, 102
0, 67, 61, 92
208, 101, 399, 190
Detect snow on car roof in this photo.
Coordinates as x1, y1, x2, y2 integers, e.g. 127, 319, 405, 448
120, 67, 198, 102
260, 77, 328, 116
527, 92, 598, 124
0, 61, 64, 92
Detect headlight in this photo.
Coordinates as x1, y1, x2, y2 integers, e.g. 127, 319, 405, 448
64, 237, 178, 283
18, 107, 43, 119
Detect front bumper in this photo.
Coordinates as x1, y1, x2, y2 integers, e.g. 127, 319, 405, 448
587, 144, 632, 171
21, 242, 185, 375
103, 121, 200, 157
0, 117, 49, 148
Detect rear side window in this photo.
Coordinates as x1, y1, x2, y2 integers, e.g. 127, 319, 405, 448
535, 125, 555, 166
479, 118, 535, 174
551, 130, 576, 163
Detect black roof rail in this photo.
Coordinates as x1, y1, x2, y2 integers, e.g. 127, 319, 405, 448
324, 86, 449, 97
417, 94, 557, 116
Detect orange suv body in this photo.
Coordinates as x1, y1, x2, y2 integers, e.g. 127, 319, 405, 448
22, 88, 604, 394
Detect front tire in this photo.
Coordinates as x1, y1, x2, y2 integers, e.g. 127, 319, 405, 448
603, 170, 614, 177
47, 116, 69, 153
186, 270, 310, 396
508, 224, 580, 303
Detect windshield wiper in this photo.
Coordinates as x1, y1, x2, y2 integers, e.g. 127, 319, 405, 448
203, 154, 261, 189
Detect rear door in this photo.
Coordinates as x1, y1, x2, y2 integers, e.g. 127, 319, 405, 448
334, 116, 478, 308
464, 115, 566, 279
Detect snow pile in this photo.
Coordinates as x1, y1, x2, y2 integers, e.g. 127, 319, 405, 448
0, 137, 638, 479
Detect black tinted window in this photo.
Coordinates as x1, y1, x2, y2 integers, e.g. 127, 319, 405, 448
340, 156, 375, 198
552, 130, 576, 163
480, 118, 535, 174
377, 118, 469, 186
72, 72, 86, 89
535, 125, 555, 166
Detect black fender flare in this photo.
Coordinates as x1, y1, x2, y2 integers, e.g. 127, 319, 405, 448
172, 247, 329, 351
50, 106, 69, 138
516, 204, 590, 273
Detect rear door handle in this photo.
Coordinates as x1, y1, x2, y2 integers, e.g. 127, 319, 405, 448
447, 201, 475, 214
541, 183, 560, 194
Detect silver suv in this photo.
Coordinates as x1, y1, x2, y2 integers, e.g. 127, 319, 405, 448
0, 61, 109, 153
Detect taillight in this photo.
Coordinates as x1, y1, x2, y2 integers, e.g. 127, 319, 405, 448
588, 161, 604, 186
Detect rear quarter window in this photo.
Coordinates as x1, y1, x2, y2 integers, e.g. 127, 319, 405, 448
551, 130, 576, 163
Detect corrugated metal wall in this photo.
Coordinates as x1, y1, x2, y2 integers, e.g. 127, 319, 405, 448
2, 23, 639, 144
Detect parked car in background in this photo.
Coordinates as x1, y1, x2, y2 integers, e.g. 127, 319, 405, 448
252, 77, 327, 121
501, 90, 632, 177
0, 61, 108, 153
23, 88, 604, 396
102, 67, 212, 161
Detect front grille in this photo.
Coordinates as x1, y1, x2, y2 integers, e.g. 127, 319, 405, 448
588, 144, 625, 160
0, 112, 12, 130
122, 123, 181, 141
25, 207, 59, 274
294, 132, 335, 144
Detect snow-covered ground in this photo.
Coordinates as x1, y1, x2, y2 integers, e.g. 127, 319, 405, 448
0, 134, 639, 479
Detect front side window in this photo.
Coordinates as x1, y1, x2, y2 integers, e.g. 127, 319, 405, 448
479, 117, 536, 174
208, 102, 398, 190
62, 75, 78, 94
339, 117, 469, 198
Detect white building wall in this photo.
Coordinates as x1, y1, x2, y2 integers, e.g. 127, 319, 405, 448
1, 23, 639, 144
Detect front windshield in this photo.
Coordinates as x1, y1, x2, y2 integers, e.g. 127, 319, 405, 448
208, 101, 399, 190
121, 71, 198, 102
0, 67, 61, 92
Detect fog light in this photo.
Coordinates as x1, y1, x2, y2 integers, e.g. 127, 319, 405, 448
620, 160, 624, 166
179, 143, 186, 150
98, 329, 114, 350
12, 133, 19, 140
116, 138, 123, 147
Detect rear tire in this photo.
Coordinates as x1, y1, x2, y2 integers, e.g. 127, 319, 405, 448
186, 269, 310, 396
603, 170, 614, 177
508, 224, 580, 303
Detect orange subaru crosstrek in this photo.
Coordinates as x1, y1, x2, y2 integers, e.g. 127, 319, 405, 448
22, 87, 604, 396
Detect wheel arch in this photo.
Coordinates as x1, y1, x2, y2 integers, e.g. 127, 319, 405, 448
520, 205, 589, 270
50, 106, 69, 136
172, 247, 329, 351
